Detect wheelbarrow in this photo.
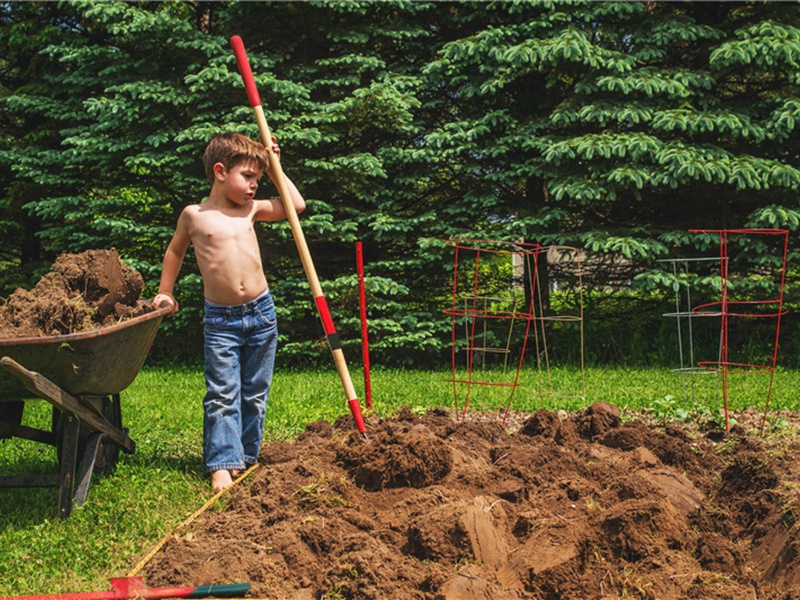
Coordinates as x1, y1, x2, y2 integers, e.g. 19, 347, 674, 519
0, 305, 171, 518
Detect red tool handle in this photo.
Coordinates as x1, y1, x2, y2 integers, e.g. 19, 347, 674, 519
0, 577, 250, 600
230, 35, 261, 108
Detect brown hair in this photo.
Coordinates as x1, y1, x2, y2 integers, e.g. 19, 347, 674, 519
202, 133, 269, 183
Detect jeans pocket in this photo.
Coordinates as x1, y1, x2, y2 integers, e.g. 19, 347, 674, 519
257, 306, 277, 328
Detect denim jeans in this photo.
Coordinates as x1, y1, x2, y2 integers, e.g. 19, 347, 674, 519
202, 289, 278, 472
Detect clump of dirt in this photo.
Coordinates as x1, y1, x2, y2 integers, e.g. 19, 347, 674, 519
139, 403, 800, 599
0, 249, 153, 338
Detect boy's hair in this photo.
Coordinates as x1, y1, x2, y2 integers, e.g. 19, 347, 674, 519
203, 133, 269, 183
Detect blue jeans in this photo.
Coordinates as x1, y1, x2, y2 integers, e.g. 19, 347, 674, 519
202, 289, 278, 472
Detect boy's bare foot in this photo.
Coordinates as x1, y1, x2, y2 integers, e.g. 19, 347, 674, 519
210, 469, 234, 491
230, 469, 241, 478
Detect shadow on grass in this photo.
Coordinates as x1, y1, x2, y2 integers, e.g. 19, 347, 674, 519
0, 487, 61, 526
0, 446, 205, 528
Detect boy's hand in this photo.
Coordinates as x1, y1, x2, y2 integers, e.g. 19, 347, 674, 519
154, 292, 179, 315
264, 136, 286, 187
264, 135, 280, 171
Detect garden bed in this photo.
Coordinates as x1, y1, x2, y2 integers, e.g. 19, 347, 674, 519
139, 403, 800, 599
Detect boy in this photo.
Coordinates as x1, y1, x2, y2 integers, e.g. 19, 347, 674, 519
154, 132, 305, 491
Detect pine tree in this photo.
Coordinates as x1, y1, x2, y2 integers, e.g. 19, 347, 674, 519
421, 1, 800, 362
2, 2, 798, 365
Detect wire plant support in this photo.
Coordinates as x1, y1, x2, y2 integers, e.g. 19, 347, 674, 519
687, 228, 789, 432
444, 239, 543, 424
532, 246, 587, 406
658, 256, 724, 405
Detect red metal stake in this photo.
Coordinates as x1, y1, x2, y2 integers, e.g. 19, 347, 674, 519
691, 228, 789, 433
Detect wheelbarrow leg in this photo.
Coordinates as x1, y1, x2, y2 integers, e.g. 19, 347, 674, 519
63, 395, 125, 509
95, 395, 123, 472
74, 431, 104, 508
57, 414, 80, 519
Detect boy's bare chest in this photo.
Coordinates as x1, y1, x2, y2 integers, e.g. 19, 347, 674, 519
191, 211, 256, 246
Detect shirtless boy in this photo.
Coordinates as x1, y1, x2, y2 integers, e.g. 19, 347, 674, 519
154, 132, 305, 491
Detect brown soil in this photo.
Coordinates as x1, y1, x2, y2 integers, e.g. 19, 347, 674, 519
139, 403, 800, 600
0, 249, 152, 338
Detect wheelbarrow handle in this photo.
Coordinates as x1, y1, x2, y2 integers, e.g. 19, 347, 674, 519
0, 357, 135, 453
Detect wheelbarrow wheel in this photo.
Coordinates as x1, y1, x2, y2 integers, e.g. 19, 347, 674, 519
93, 395, 123, 473
55, 395, 123, 474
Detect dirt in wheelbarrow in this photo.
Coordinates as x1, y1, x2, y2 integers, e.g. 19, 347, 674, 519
0, 248, 154, 338
139, 402, 800, 599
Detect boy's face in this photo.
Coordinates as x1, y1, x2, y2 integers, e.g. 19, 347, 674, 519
214, 160, 264, 205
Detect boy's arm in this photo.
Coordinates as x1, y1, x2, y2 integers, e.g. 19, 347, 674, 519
254, 137, 306, 222
153, 211, 191, 314
253, 174, 306, 222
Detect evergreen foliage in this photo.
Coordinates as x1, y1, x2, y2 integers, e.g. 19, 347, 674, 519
1, 1, 798, 367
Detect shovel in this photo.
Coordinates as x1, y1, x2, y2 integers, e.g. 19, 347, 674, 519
230, 35, 368, 440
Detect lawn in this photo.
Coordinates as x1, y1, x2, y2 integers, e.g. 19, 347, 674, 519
0, 364, 797, 595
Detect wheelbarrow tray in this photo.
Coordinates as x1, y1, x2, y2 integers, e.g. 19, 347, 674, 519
0, 305, 172, 400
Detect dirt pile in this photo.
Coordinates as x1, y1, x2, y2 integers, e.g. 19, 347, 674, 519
0, 249, 153, 338
140, 403, 800, 599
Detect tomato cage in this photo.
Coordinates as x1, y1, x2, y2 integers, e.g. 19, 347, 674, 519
444, 239, 545, 422
673, 228, 789, 431
659, 255, 724, 404
531, 246, 587, 406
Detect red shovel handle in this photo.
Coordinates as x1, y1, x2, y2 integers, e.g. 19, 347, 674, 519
230, 35, 261, 108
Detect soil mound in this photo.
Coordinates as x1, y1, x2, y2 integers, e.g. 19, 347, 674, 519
0, 249, 152, 338
139, 403, 800, 599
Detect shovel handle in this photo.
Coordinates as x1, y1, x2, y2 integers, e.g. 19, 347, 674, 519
229, 36, 368, 440
0, 581, 250, 600
230, 36, 261, 108
184, 584, 251, 599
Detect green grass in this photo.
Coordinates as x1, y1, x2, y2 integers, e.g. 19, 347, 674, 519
1, 365, 799, 595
